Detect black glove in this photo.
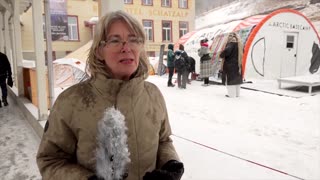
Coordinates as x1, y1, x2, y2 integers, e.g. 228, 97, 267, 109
7, 76, 13, 87
143, 160, 184, 180
218, 70, 223, 78
88, 175, 104, 180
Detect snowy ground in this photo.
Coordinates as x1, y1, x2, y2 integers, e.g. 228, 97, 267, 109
2, 74, 320, 180
0, 96, 41, 180
147, 75, 320, 180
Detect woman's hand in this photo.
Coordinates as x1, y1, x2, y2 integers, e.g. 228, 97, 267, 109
143, 160, 184, 180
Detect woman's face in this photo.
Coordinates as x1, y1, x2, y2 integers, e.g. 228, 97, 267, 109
99, 20, 142, 80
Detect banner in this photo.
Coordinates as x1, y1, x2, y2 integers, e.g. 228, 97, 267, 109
50, 0, 68, 41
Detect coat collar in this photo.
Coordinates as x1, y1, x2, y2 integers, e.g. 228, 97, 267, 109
91, 73, 145, 97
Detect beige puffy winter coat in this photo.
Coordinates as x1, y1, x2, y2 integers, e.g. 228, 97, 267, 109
36, 74, 179, 180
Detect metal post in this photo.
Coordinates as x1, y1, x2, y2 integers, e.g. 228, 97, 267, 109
44, 0, 55, 108
13, 0, 25, 96
0, 12, 4, 52
158, 44, 165, 76
9, 19, 17, 86
32, 0, 48, 120
4, 11, 11, 60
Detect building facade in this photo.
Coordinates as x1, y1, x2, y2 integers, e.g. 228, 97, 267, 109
20, 0, 195, 60
124, 0, 195, 56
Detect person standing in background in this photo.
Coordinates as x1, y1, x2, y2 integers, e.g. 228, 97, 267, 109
187, 56, 196, 84
198, 38, 212, 86
167, 44, 175, 87
174, 44, 189, 89
220, 32, 243, 97
0, 52, 13, 107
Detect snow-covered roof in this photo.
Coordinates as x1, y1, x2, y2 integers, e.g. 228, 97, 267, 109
195, 0, 310, 30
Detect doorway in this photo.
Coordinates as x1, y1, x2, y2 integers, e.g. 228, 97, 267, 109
281, 32, 298, 78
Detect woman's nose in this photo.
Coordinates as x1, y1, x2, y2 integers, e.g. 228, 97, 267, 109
120, 41, 131, 53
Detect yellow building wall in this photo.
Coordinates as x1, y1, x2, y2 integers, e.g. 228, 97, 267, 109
21, 0, 98, 59
20, 0, 195, 59
124, 0, 195, 53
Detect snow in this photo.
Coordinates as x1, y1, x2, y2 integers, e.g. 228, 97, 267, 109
0, 96, 41, 180
146, 75, 320, 180
4, 73, 319, 179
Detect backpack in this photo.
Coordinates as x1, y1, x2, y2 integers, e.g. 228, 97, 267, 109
174, 53, 185, 71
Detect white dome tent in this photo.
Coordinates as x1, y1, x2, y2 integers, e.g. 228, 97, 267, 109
177, 9, 320, 82
53, 58, 88, 89
52, 58, 89, 100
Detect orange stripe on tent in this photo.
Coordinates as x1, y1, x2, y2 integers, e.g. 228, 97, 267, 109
233, 15, 266, 32
174, 31, 198, 50
241, 8, 320, 78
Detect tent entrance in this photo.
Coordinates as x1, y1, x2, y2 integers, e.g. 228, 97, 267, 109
280, 32, 298, 78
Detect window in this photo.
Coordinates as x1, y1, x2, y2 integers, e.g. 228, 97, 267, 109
143, 20, 154, 41
286, 35, 294, 48
162, 21, 172, 41
124, 0, 132, 4
179, 21, 188, 37
142, 0, 153, 6
178, 0, 188, 8
43, 15, 46, 39
43, 15, 79, 41
161, 0, 171, 7
68, 16, 79, 41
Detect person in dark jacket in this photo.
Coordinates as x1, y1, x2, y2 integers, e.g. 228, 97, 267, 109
167, 44, 175, 87
220, 32, 243, 97
187, 56, 196, 83
174, 44, 189, 89
0, 52, 13, 107
198, 38, 212, 86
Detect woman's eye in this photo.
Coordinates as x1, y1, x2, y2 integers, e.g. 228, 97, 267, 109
109, 39, 121, 44
129, 39, 138, 43
129, 38, 140, 44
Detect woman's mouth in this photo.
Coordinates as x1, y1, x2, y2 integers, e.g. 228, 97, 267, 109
120, 59, 134, 64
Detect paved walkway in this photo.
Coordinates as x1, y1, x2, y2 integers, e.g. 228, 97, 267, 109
0, 96, 41, 180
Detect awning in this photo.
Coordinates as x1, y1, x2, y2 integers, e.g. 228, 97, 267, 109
0, 0, 32, 15
64, 40, 93, 64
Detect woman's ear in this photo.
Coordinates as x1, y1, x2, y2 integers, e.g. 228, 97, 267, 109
95, 46, 104, 60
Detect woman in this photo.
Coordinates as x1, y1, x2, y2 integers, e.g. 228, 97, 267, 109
220, 32, 243, 97
198, 38, 212, 86
37, 11, 184, 180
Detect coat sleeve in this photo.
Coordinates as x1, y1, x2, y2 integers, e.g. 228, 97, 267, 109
36, 96, 94, 180
168, 50, 174, 61
2, 53, 12, 77
156, 90, 180, 168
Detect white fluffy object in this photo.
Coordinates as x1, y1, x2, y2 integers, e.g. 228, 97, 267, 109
96, 107, 131, 180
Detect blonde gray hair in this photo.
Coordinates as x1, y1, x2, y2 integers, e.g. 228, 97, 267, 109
86, 10, 149, 79
228, 32, 243, 74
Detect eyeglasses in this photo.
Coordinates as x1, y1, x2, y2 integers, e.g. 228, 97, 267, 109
100, 36, 143, 51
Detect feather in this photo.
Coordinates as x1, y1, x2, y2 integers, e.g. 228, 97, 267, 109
96, 107, 131, 180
